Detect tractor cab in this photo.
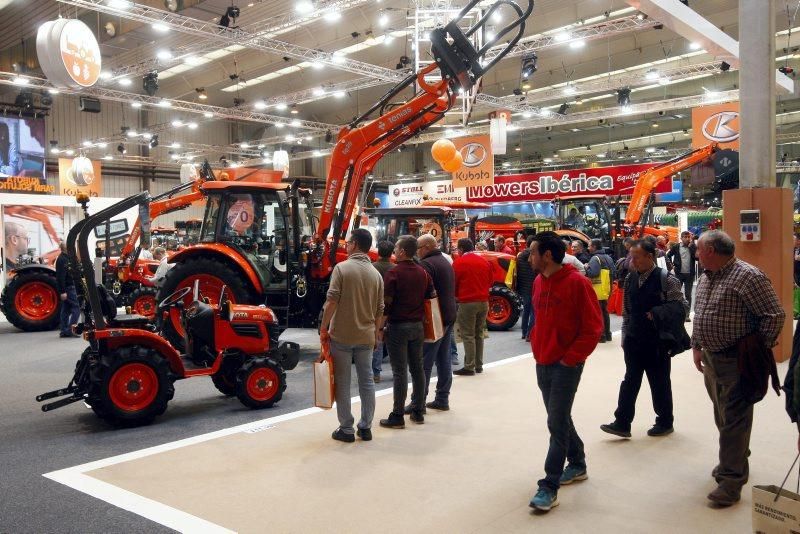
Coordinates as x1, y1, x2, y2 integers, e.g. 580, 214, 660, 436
554, 196, 616, 247
364, 207, 457, 253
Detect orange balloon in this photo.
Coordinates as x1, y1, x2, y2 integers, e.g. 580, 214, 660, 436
431, 139, 457, 163
441, 151, 463, 172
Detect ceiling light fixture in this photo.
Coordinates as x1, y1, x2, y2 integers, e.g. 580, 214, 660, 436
616, 88, 631, 107
143, 71, 159, 96
149, 134, 159, 149
203, 112, 213, 118
254, 100, 267, 110
195, 87, 207, 100
275, 103, 288, 111
152, 23, 170, 33
521, 52, 538, 79
333, 91, 346, 98
296, 0, 313, 14
187, 122, 198, 129
117, 144, 126, 154
156, 49, 173, 60
554, 31, 571, 42
131, 102, 142, 108
569, 39, 585, 49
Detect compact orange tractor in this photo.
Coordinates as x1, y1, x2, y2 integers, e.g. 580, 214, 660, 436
36, 192, 299, 427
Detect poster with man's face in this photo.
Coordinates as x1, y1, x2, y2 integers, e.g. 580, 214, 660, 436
0, 117, 50, 194
3, 206, 64, 277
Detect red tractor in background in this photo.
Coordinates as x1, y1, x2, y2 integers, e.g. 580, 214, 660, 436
36, 191, 299, 427
155, 0, 535, 343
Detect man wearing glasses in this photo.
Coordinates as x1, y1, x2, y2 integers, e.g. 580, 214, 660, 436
4, 221, 30, 271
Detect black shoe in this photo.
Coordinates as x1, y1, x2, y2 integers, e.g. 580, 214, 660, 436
600, 422, 631, 438
59, 332, 78, 338
475, 367, 483, 374
605, 334, 613, 341
331, 428, 355, 443
356, 428, 372, 441
403, 404, 426, 415
599, 338, 607, 343
410, 411, 425, 424
379, 413, 405, 429
453, 368, 475, 376
426, 400, 450, 411
647, 424, 674, 437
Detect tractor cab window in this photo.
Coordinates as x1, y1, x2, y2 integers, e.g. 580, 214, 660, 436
565, 200, 610, 242
200, 195, 221, 243
374, 216, 447, 251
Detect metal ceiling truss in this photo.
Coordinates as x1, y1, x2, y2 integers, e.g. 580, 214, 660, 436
260, 77, 388, 107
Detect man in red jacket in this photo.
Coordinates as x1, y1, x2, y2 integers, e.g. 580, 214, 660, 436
527, 231, 602, 513
452, 238, 493, 376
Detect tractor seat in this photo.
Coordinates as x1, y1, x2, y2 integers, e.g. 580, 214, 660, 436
109, 314, 151, 329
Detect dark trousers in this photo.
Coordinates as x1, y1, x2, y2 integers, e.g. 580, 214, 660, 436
703, 350, 752, 494
520, 293, 534, 338
59, 286, 80, 335
536, 362, 586, 492
614, 338, 673, 429
676, 272, 694, 306
422, 324, 454, 405
386, 322, 425, 416
599, 300, 611, 340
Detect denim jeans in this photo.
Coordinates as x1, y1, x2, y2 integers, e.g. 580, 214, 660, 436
372, 341, 384, 377
536, 362, 586, 492
330, 340, 375, 434
386, 321, 425, 416
59, 286, 80, 335
420, 323, 454, 406
450, 335, 459, 365
520, 293, 534, 338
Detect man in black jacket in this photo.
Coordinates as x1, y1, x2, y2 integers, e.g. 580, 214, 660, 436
666, 231, 697, 313
601, 239, 688, 439
407, 234, 457, 412
516, 236, 536, 341
55, 241, 80, 338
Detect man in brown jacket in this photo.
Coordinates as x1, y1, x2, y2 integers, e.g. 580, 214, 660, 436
320, 228, 385, 443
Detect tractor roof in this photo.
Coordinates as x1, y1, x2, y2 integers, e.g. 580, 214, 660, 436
201, 181, 292, 192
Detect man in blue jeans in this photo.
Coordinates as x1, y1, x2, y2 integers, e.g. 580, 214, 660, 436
55, 241, 80, 338
527, 232, 602, 512
319, 228, 385, 443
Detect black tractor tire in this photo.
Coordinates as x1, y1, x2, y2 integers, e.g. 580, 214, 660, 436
1, 270, 62, 331
158, 256, 253, 350
235, 357, 286, 409
127, 286, 158, 319
487, 285, 522, 331
211, 351, 244, 396
87, 345, 174, 427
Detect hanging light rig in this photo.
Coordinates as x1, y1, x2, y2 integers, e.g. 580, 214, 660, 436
310, 0, 534, 273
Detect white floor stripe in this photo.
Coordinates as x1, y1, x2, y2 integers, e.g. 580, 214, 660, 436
41, 336, 617, 533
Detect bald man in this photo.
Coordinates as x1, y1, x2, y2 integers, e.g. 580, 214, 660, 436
4, 221, 29, 271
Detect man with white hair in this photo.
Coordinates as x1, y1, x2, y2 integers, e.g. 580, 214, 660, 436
692, 230, 785, 507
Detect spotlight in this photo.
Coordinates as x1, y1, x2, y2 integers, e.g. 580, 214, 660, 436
143, 71, 159, 96
233, 97, 245, 107
616, 88, 631, 107
117, 143, 127, 154
557, 103, 569, 115
164, 0, 180, 12
196, 87, 207, 100
49, 140, 59, 154
40, 93, 53, 107
325, 129, 333, 143
512, 88, 523, 96
15, 91, 33, 111
521, 52, 538, 79
720, 61, 731, 72
219, 5, 240, 27
394, 55, 410, 70
149, 134, 159, 149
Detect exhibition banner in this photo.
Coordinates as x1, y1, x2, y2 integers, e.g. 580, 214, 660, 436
692, 102, 740, 150
388, 179, 466, 207
58, 156, 102, 197
466, 163, 668, 203
3, 205, 64, 274
451, 135, 494, 188
0, 116, 50, 194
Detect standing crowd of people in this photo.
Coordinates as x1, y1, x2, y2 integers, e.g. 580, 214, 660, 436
319, 226, 787, 514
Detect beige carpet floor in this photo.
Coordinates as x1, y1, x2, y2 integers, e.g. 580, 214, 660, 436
84, 335, 798, 533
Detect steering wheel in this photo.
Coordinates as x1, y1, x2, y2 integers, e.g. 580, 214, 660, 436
158, 286, 192, 309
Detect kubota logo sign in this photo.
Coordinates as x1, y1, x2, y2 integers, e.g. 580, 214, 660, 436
692, 102, 740, 149
701, 111, 739, 143
460, 143, 487, 167
451, 135, 494, 188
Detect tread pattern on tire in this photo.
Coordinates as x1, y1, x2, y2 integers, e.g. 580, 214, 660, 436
211, 351, 244, 396
87, 345, 174, 427
126, 286, 158, 319
1, 271, 62, 331
487, 285, 522, 331
235, 357, 286, 409
158, 256, 253, 350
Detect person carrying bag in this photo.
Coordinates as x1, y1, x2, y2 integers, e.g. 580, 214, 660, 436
586, 239, 616, 343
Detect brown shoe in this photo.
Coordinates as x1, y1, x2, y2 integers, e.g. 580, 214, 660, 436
707, 486, 740, 507
373, 374, 381, 383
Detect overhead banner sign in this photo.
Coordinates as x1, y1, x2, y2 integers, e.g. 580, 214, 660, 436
0, 116, 51, 194
37, 19, 101, 88
466, 163, 669, 203
451, 135, 494, 189
692, 102, 740, 150
388, 179, 466, 207
58, 156, 102, 197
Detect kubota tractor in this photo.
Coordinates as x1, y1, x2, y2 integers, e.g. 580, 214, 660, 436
36, 191, 299, 427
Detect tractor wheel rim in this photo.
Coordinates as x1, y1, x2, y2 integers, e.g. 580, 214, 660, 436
132, 295, 156, 318
169, 274, 230, 337
246, 367, 279, 402
109, 363, 158, 412
487, 295, 512, 324
14, 282, 58, 321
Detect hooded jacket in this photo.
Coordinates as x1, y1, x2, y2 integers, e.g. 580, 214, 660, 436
531, 263, 603, 366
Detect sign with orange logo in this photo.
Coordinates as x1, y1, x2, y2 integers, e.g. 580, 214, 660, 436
37, 19, 101, 89
451, 135, 494, 189
692, 102, 740, 150
58, 157, 102, 197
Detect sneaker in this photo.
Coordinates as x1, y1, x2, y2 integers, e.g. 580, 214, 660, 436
647, 424, 674, 437
559, 465, 588, 485
404, 404, 426, 415
379, 413, 405, 429
373, 374, 381, 383
331, 428, 355, 443
707, 485, 740, 507
356, 428, 372, 441
426, 400, 450, 411
410, 411, 425, 424
454, 368, 475, 376
529, 488, 559, 511
600, 422, 631, 438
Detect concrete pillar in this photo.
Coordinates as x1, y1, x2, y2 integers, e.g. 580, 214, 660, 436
738, 0, 775, 187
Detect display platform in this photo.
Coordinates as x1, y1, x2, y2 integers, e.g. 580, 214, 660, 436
43, 326, 796, 533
